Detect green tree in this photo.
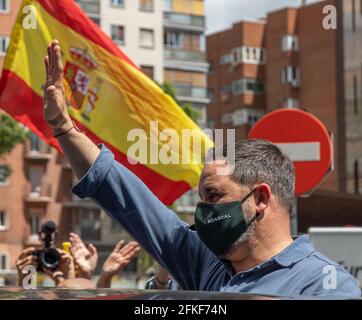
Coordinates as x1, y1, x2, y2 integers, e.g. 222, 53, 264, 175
0, 113, 28, 181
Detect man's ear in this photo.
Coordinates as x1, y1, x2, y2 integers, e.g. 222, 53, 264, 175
254, 183, 272, 212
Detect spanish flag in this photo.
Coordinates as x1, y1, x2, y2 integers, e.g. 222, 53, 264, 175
0, 0, 212, 205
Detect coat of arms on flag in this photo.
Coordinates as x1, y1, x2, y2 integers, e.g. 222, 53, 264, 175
63, 47, 102, 122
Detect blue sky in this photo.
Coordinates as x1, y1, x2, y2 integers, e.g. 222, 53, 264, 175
205, 0, 320, 34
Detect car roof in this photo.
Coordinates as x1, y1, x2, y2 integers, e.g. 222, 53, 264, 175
0, 287, 283, 300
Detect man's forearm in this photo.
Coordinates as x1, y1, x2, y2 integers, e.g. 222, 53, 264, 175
57, 129, 100, 180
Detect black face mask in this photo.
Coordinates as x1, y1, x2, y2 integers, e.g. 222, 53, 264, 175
195, 189, 257, 256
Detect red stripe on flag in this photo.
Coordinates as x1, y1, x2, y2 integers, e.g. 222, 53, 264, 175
36, 0, 139, 70
73, 120, 192, 206
0, 69, 59, 148
0, 70, 191, 205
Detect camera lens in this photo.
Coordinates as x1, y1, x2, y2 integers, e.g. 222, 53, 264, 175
40, 248, 60, 271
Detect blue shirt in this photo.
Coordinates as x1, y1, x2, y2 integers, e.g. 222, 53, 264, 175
72, 145, 361, 298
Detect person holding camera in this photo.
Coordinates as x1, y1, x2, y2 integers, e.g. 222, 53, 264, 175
15, 247, 75, 287
16, 221, 76, 287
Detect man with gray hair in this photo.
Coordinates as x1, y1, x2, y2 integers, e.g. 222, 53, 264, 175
43, 40, 360, 298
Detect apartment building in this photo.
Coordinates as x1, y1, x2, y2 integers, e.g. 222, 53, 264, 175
76, 0, 164, 82
207, 20, 267, 140
163, 0, 209, 128
207, 0, 362, 196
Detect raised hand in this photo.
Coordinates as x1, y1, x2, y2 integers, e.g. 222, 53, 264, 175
97, 240, 140, 288
102, 240, 140, 277
44, 39, 72, 132
69, 233, 98, 279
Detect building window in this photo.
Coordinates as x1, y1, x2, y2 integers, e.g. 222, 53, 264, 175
110, 0, 124, 7
139, 0, 153, 12
141, 65, 154, 79
232, 78, 264, 95
220, 85, 232, 102
282, 66, 300, 87
208, 61, 214, 74
222, 108, 264, 126
207, 118, 215, 130
0, 0, 9, 13
139, 28, 154, 48
0, 210, 8, 230
221, 113, 233, 124
353, 75, 358, 115
90, 17, 100, 26
164, 31, 183, 48
0, 35, 9, 56
232, 80, 243, 95
0, 165, 10, 186
76, 0, 100, 15
282, 35, 299, 52
207, 89, 214, 102
354, 159, 360, 194
29, 133, 41, 152
245, 79, 264, 94
163, 0, 172, 11
352, 0, 356, 31
111, 25, 125, 45
199, 34, 205, 52
30, 215, 40, 236
79, 209, 101, 241
219, 53, 232, 65
232, 46, 266, 65
28, 165, 43, 195
285, 98, 300, 109
0, 253, 8, 271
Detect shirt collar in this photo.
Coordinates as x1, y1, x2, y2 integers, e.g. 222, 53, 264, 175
273, 234, 315, 267
222, 234, 315, 276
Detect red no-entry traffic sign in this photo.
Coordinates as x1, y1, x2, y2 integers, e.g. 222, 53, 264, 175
249, 109, 333, 196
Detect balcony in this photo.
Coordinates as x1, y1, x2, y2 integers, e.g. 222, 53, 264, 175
75, 0, 100, 16
174, 84, 209, 104
164, 49, 209, 73
164, 12, 205, 32
25, 234, 41, 247
164, 49, 205, 62
24, 136, 52, 161
24, 183, 52, 204
174, 84, 205, 98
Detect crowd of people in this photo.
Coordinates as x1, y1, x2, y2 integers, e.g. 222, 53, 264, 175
15, 232, 175, 290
